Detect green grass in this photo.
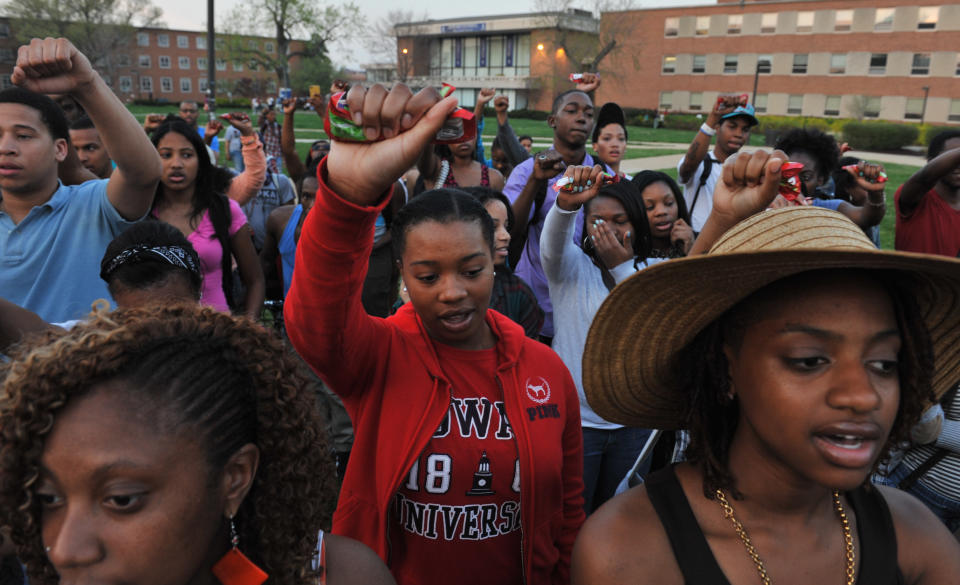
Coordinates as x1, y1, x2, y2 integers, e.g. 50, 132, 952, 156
653, 162, 919, 251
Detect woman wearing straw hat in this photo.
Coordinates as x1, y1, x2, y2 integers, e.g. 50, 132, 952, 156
570, 150, 960, 584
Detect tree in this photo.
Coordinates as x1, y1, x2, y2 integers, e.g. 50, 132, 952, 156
367, 9, 427, 83
220, 0, 358, 90
532, 0, 634, 73
289, 53, 334, 94
4, 0, 163, 90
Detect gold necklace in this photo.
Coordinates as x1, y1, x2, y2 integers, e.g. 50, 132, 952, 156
714, 489, 855, 585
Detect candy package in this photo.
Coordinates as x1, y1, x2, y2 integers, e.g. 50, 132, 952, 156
842, 163, 888, 183
323, 83, 476, 145
717, 94, 749, 107
778, 162, 808, 204
553, 172, 620, 192
569, 73, 600, 83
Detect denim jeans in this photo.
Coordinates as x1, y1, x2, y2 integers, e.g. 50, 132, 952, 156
875, 460, 960, 533
230, 149, 245, 172
582, 426, 653, 514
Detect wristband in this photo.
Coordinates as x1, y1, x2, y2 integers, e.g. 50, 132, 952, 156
240, 135, 258, 146
699, 123, 716, 137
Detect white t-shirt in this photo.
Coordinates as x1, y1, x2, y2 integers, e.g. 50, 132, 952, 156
677, 152, 721, 232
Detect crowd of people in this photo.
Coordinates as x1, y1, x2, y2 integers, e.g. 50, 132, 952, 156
0, 36, 959, 585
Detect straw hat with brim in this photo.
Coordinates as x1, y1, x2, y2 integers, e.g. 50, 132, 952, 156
582, 207, 960, 430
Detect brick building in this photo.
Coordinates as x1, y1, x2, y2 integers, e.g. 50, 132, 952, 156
598, 0, 960, 124
395, 10, 600, 112
0, 19, 301, 103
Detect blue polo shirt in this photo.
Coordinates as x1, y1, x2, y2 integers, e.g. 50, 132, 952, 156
0, 179, 139, 322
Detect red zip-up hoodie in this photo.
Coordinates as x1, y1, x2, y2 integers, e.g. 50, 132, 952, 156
286, 162, 585, 585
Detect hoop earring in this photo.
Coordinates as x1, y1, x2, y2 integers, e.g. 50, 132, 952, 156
212, 516, 268, 585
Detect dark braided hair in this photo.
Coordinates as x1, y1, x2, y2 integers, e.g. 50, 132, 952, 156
391, 188, 494, 260
677, 269, 935, 499
151, 117, 239, 309
0, 305, 337, 585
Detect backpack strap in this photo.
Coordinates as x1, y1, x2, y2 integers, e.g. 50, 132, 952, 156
687, 155, 714, 219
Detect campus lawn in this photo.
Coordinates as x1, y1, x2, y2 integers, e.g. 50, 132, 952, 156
655, 162, 917, 251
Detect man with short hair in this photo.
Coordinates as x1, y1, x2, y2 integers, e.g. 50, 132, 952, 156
503, 74, 600, 343
0, 38, 162, 322
676, 98, 758, 231
69, 116, 112, 178
179, 100, 220, 156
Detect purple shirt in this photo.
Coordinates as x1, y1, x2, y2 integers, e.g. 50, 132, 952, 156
503, 152, 595, 337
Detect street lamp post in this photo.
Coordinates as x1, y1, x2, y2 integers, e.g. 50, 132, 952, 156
920, 85, 930, 126
206, 0, 216, 121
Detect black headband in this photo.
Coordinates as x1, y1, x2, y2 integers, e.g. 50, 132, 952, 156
100, 244, 201, 282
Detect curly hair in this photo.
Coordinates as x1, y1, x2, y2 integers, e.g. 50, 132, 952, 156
676, 269, 935, 499
774, 128, 841, 187
0, 305, 338, 585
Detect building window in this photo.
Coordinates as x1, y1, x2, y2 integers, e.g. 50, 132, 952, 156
233, 61, 244, 72
247, 40, 258, 50
160, 77, 173, 93
692, 54, 706, 74
829, 54, 846, 75
873, 8, 894, 31
159, 56, 171, 69
689, 92, 703, 111
196, 36, 206, 50
869, 53, 886, 75
787, 94, 803, 115
659, 91, 673, 110
664, 17, 678, 37
265, 42, 275, 53
180, 78, 192, 93
905, 97, 924, 120
177, 35, 189, 48
792, 54, 808, 74
119, 76, 132, 92
723, 54, 738, 74
754, 93, 768, 113
864, 96, 880, 118
796, 11, 814, 33
137, 32, 149, 46
178, 56, 190, 69
0, 23, 9, 38
824, 95, 841, 116
199, 77, 208, 92
197, 57, 207, 70
140, 76, 153, 92
911, 53, 931, 75
956, 53, 960, 76
138, 55, 150, 68
662, 55, 676, 74
158, 34, 169, 47
834, 10, 852, 32
248, 60, 258, 71
216, 58, 226, 71
757, 54, 772, 74
727, 15, 742, 35
695, 16, 710, 36
917, 6, 938, 30
950, 100, 960, 122
118, 54, 131, 67
761, 13, 777, 34
215, 38, 225, 50
0, 48, 14, 63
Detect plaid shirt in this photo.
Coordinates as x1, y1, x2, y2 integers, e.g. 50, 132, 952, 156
489, 270, 544, 339
259, 120, 282, 168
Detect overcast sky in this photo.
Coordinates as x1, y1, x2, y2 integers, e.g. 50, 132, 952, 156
158, 0, 703, 67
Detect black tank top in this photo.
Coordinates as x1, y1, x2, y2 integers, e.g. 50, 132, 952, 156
645, 465, 905, 585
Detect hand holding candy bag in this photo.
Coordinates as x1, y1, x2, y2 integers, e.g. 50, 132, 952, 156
324, 82, 476, 145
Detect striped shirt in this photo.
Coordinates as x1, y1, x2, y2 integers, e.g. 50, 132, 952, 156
901, 386, 960, 500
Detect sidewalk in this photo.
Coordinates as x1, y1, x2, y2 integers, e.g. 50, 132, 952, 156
621, 147, 926, 174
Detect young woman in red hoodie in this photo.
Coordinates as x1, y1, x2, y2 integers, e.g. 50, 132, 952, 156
285, 85, 585, 585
